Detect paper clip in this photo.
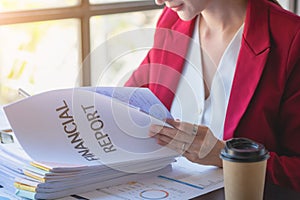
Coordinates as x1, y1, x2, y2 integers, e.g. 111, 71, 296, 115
18, 88, 31, 98
0, 129, 14, 144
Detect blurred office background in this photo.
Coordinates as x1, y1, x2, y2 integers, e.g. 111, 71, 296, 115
0, 0, 298, 105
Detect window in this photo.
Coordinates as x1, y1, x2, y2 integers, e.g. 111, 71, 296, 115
90, 10, 160, 86
0, 0, 161, 105
0, 19, 80, 103
0, 0, 80, 12
277, 0, 300, 14
1, 0, 298, 105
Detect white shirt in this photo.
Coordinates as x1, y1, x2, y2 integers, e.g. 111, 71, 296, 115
170, 16, 244, 139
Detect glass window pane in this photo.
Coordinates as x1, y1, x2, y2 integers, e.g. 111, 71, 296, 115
277, 0, 292, 11
90, 9, 161, 86
0, 0, 80, 12
0, 19, 81, 105
281, 2, 290, 10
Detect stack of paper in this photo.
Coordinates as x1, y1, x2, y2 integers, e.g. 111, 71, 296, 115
1, 87, 179, 199
0, 141, 173, 199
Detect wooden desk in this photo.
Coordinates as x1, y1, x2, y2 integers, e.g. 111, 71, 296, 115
192, 182, 300, 200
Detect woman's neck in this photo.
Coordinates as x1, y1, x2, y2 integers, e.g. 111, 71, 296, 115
198, 0, 247, 99
200, 0, 247, 34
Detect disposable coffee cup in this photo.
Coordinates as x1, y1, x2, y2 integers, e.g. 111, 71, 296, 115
220, 138, 269, 200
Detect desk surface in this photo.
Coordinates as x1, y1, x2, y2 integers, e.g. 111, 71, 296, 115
2, 108, 300, 200
192, 182, 300, 200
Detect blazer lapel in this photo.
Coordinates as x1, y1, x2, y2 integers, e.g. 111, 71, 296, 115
224, 0, 271, 139
151, 17, 196, 110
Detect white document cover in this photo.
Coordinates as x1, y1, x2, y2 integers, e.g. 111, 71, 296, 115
4, 87, 178, 172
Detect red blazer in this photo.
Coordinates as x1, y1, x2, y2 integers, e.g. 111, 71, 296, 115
125, 0, 300, 190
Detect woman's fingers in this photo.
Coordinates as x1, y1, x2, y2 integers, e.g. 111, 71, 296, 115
149, 121, 225, 167
165, 119, 207, 136
150, 131, 191, 154
149, 123, 199, 155
149, 124, 195, 144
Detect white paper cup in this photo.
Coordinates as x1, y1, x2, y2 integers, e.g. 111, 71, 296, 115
220, 138, 269, 200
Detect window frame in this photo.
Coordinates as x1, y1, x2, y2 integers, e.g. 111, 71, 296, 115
0, 0, 161, 86
0, 0, 298, 86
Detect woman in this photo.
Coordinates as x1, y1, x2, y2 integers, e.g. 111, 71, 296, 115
125, 0, 300, 191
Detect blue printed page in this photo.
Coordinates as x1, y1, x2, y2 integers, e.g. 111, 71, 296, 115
82, 87, 173, 121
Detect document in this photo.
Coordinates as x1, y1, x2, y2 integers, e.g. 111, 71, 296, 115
1, 87, 180, 199
1, 87, 224, 200
0, 107, 13, 144
58, 157, 224, 200
0, 107, 10, 130
0, 138, 174, 200
4, 87, 178, 170
0, 185, 22, 200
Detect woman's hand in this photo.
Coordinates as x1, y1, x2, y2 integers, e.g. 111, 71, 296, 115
149, 119, 225, 167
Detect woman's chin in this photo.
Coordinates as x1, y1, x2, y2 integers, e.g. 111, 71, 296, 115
177, 12, 197, 21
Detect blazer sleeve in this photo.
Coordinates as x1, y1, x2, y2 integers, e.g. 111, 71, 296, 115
266, 29, 300, 190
